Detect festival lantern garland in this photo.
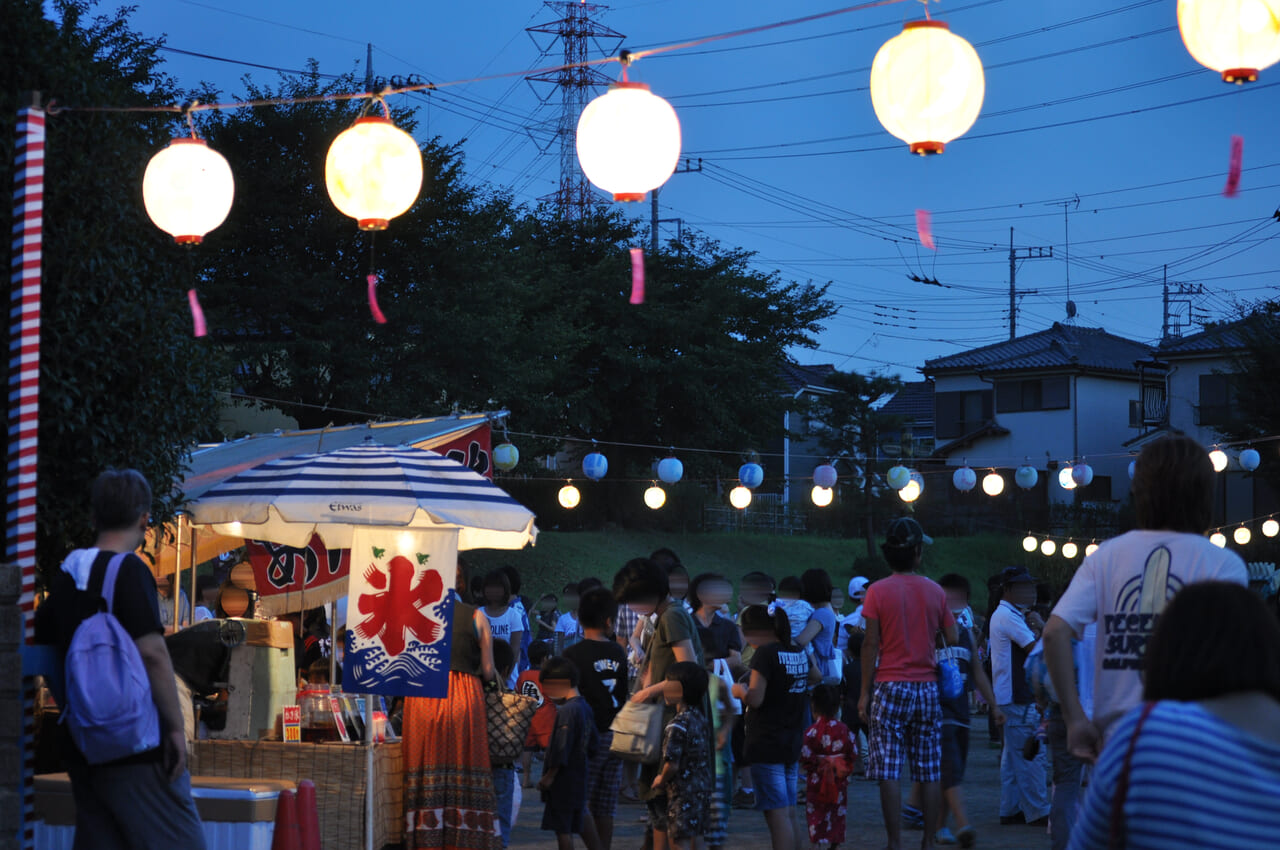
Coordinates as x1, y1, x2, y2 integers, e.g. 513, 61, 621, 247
1177, 0, 1280, 83
982, 471, 1005, 496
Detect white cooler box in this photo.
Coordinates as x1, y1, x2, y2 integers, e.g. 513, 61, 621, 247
34, 773, 295, 850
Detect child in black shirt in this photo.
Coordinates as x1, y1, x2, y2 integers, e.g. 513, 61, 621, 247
537, 656, 598, 850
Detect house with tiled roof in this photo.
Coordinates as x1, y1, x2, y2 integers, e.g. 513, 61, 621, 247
879, 380, 936, 458
923, 323, 1160, 504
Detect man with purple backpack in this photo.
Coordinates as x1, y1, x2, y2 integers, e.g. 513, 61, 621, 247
35, 469, 205, 849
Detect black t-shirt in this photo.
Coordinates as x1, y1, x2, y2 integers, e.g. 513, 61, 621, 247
744, 642, 809, 765
939, 626, 974, 725
564, 637, 629, 732
34, 550, 165, 766
695, 613, 742, 661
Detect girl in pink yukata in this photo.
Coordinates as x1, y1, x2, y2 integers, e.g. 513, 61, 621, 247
799, 685, 857, 850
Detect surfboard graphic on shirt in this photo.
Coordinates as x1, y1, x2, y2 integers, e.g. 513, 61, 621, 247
1103, 546, 1183, 670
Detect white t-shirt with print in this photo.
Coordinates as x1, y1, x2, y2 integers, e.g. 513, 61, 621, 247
1051, 529, 1248, 735
989, 600, 1038, 705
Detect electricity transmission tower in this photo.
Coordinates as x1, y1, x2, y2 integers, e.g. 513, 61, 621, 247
526, 2, 623, 221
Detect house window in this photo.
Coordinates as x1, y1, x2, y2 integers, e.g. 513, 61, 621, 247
935, 390, 993, 440
1076, 475, 1112, 502
996, 377, 1070, 413
1197, 374, 1242, 427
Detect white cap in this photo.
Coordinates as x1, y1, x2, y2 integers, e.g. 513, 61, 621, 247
848, 576, 869, 598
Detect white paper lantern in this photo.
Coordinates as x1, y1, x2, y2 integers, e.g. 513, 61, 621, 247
1085, 542, 1100, 557
1210, 532, 1228, 548
1072, 462, 1094, 488
143, 138, 235, 245
657, 457, 684, 485
1234, 525, 1253, 545
1210, 449, 1230, 472
325, 116, 423, 230
898, 473, 924, 503
583, 452, 609, 480
729, 485, 752, 509
558, 484, 581, 509
811, 486, 834, 507
1015, 465, 1039, 490
1041, 539, 1057, 557
1178, 0, 1280, 83
870, 20, 986, 154
982, 471, 1005, 496
1264, 518, 1280, 537
1241, 448, 1262, 471
887, 465, 912, 490
1062, 541, 1079, 559
739, 463, 765, 490
1059, 466, 1077, 490
813, 464, 839, 489
644, 485, 667, 510
576, 82, 681, 201
1022, 535, 1038, 553
493, 443, 520, 472
953, 466, 977, 492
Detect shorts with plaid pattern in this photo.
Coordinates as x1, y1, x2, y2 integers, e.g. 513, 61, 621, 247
587, 730, 624, 819
866, 681, 943, 782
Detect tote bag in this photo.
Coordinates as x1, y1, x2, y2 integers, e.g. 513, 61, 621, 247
486, 683, 539, 764
608, 699, 664, 764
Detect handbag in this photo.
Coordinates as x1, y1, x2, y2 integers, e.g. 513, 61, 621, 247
485, 682, 539, 765
937, 656, 964, 699
609, 699, 664, 764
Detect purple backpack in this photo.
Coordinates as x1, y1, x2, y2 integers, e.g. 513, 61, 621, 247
62, 553, 161, 764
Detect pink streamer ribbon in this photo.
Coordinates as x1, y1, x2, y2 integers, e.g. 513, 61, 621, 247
629, 248, 646, 305
1223, 135, 1244, 198
367, 274, 388, 324
916, 209, 936, 250
187, 289, 207, 338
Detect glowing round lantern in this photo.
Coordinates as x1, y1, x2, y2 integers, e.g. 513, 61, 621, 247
1085, 542, 1100, 557
1058, 466, 1077, 490
887, 465, 912, 490
644, 485, 666, 510
1177, 0, 1280, 83
1210, 448, 1229, 472
814, 464, 839, 489
1264, 518, 1280, 537
583, 452, 609, 481
729, 485, 752, 509
1210, 531, 1228, 548
229, 561, 256, 589
1062, 541, 1079, 559
1241, 448, 1262, 471
739, 463, 765, 490
1022, 535, 1038, 553
982, 471, 1005, 496
811, 486, 834, 507
142, 138, 235, 245
1041, 539, 1057, 557
493, 443, 520, 472
1234, 525, 1253, 545
870, 20, 986, 155
558, 484, 581, 510
1015, 465, 1039, 490
576, 82, 681, 201
325, 116, 423, 230
220, 585, 250, 618
1072, 462, 1094, 488
657, 457, 684, 485
898, 472, 924, 503
953, 466, 977, 492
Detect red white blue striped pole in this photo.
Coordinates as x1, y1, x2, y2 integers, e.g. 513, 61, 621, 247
9, 91, 44, 850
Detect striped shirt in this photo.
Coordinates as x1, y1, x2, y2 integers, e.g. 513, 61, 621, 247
1069, 700, 1280, 850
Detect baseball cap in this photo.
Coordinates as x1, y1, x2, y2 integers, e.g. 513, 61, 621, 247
883, 516, 933, 549
1000, 565, 1038, 586
848, 576, 869, 598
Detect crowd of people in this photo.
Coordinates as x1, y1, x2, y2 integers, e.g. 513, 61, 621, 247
32, 434, 1280, 850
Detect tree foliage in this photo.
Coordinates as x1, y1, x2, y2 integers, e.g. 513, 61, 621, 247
1, 0, 223, 574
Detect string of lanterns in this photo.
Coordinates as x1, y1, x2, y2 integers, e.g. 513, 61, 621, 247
1022, 508, 1280, 564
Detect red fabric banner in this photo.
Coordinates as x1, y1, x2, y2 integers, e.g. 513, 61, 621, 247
429, 425, 493, 479
247, 534, 351, 615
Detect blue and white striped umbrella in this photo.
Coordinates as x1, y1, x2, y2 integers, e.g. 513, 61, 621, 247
189, 442, 537, 551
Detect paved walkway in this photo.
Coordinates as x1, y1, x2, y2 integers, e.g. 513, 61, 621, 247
509, 733, 1059, 850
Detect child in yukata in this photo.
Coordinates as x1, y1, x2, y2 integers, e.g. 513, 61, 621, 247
652, 661, 713, 850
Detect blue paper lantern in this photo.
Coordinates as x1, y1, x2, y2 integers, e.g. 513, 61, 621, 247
1015, 465, 1039, 490
813, 464, 838, 489
739, 463, 764, 489
493, 443, 520, 472
583, 452, 609, 480
1072, 462, 1094, 487
1241, 448, 1261, 472
657, 457, 684, 484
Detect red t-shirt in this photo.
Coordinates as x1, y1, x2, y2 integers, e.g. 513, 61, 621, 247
515, 670, 557, 749
862, 573, 954, 683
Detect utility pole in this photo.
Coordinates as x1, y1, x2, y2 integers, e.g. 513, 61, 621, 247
1162, 268, 1206, 340
1008, 227, 1053, 340
650, 157, 702, 251
365, 43, 373, 91
526, 3, 623, 221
